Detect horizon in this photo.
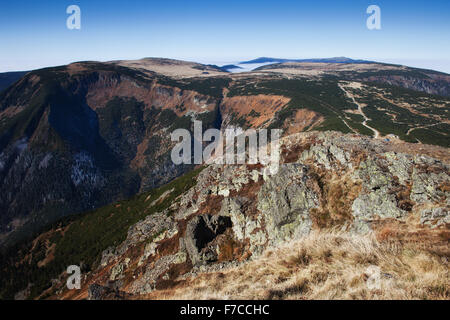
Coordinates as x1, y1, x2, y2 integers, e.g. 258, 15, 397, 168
2, 55, 450, 75
1, 0, 450, 73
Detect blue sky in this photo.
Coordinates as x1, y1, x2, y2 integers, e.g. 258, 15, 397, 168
1, 0, 449, 73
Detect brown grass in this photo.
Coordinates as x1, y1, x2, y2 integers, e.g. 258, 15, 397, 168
308, 170, 361, 229
140, 230, 449, 300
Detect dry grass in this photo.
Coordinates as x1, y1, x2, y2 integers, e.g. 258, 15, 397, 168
142, 230, 449, 300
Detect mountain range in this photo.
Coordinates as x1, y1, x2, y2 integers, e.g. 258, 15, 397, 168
239, 57, 375, 64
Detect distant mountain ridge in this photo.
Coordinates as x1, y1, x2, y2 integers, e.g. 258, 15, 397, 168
239, 57, 375, 65
0, 71, 29, 92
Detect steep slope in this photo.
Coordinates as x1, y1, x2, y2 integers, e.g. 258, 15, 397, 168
1, 131, 448, 300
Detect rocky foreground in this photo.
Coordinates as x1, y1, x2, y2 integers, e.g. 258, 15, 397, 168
26, 132, 450, 299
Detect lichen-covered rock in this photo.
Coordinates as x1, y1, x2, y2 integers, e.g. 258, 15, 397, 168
411, 161, 449, 203
109, 258, 130, 281
100, 246, 117, 267
257, 163, 317, 246
350, 157, 410, 232
88, 284, 108, 300
130, 251, 189, 294
385, 152, 412, 184
220, 197, 266, 256
420, 207, 449, 228
88, 283, 129, 300
351, 188, 407, 233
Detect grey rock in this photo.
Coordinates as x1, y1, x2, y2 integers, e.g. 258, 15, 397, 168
420, 207, 449, 228
257, 163, 317, 246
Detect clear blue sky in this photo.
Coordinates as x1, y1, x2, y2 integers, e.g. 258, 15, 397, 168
1, 0, 449, 73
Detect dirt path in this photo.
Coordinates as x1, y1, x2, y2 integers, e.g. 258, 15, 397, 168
406, 123, 442, 135
338, 83, 380, 139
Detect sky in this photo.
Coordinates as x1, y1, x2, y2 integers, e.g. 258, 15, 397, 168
1, 0, 449, 73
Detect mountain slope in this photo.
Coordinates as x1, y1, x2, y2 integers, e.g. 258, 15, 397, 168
1, 131, 448, 300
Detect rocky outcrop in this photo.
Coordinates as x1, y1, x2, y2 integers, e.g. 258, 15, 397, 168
57, 131, 448, 299
88, 283, 129, 300
257, 163, 316, 246
183, 214, 232, 266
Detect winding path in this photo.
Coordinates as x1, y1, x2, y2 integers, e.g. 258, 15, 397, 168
406, 123, 442, 135
338, 83, 380, 139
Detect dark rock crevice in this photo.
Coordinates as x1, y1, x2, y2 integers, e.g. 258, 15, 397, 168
184, 214, 232, 265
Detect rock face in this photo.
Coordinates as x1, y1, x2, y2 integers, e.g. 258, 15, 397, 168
258, 163, 316, 246
46, 131, 448, 299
